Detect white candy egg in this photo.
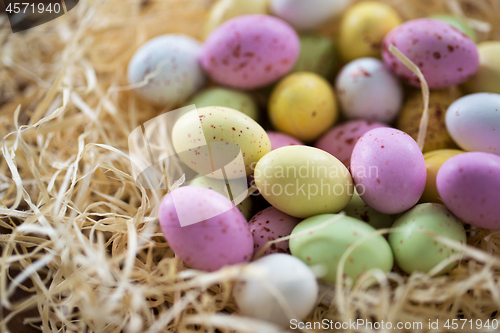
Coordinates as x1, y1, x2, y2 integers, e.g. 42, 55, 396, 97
270, 0, 349, 31
445, 93, 500, 155
233, 254, 318, 326
127, 34, 206, 107
335, 57, 403, 123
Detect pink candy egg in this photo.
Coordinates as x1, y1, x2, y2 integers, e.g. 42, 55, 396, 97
159, 187, 253, 271
315, 120, 388, 166
200, 15, 300, 90
267, 131, 303, 150
249, 207, 302, 256
382, 19, 479, 89
437, 152, 500, 229
350, 128, 427, 214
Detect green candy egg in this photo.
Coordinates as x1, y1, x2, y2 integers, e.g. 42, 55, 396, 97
389, 203, 466, 275
290, 214, 393, 284
292, 35, 339, 78
188, 87, 259, 121
343, 188, 397, 229
429, 14, 477, 42
188, 176, 252, 219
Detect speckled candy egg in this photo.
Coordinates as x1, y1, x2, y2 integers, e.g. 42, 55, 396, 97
389, 203, 466, 274
339, 1, 403, 62
188, 176, 252, 219
267, 131, 303, 150
233, 254, 318, 326
350, 128, 427, 214
200, 15, 300, 90
437, 152, 500, 229
290, 214, 393, 284
445, 93, 500, 155
159, 187, 253, 271
270, 0, 349, 31
188, 87, 259, 120
382, 19, 479, 89
397, 88, 461, 153
344, 188, 396, 230
429, 14, 477, 42
291, 35, 339, 77
172, 106, 271, 178
421, 149, 464, 204
463, 42, 500, 94
335, 58, 403, 123
254, 146, 353, 218
249, 207, 302, 256
269, 72, 338, 142
315, 119, 387, 166
127, 34, 205, 107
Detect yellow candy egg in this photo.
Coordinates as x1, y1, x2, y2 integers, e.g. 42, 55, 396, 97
339, 1, 403, 62
269, 72, 338, 142
397, 88, 461, 153
463, 41, 500, 94
421, 149, 464, 203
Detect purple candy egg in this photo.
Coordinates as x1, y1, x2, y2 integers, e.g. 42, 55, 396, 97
267, 131, 303, 151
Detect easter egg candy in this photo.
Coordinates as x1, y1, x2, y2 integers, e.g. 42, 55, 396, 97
335, 58, 403, 123
315, 119, 387, 166
267, 131, 303, 150
203, 0, 269, 38
437, 152, 500, 229
421, 149, 464, 204
445, 93, 500, 155
389, 203, 466, 274
429, 14, 477, 42
343, 188, 396, 229
382, 19, 479, 89
172, 106, 271, 178
292, 35, 339, 78
249, 207, 302, 256
463, 42, 500, 94
396, 88, 461, 153
339, 1, 403, 62
188, 175, 252, 219
188, 87, 259, 121
127, 34, 205, 107
159, 187, 253, 271
270, 0, 349, 31
200, 15, 300, 90
233, 254, 318, 326
351, 128, 427, 214
254, 146, 353, 218
290, 214, 393, 284
269, 72, 338, 142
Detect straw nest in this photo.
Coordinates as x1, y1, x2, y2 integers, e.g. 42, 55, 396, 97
1, 0, 500, 332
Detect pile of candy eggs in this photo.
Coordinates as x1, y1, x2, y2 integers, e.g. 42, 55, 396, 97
128, 0, 500, 327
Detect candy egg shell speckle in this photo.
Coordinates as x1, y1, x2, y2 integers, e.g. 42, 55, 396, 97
290, 214, 393, 284
429, 14, 477, 42
445, 93, 500, 155
127, 34, 205, 107
463, 41, 500, 94
382, 19, 479, 89
200, 15, 300, 90
270, 0, 349, 31
315, 119, 387, 167
267, 131, 303, 150
255, 146, 353, 218
437, 152, 500, 229
389, 203, 466, 274
397, 88, 461, 153
350, 128, 427, 214
269, 72, 338, 142
343, 188, 396, 230
159, 187, 253, 271
335, 57, 403, 123
233, 254, 318, 326
249, 206, 302, 256
292, 34, 339, 77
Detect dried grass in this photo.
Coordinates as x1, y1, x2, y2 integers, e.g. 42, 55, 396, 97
1, 0, 500, 332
